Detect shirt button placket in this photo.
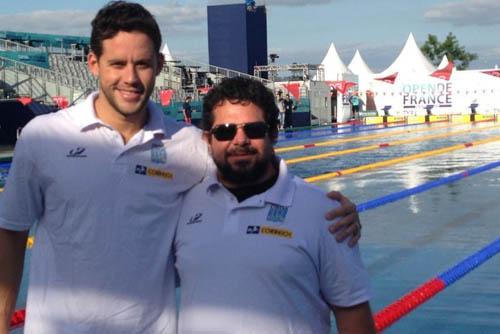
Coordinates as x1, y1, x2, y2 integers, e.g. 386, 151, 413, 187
222, 197, 239, 235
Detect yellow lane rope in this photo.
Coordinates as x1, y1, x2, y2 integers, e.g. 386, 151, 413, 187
286, 124, 500, 165
276, 120, 494, 154
304, 135, 500, 183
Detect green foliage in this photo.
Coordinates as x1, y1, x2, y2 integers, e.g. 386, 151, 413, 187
420, 32, 478, 70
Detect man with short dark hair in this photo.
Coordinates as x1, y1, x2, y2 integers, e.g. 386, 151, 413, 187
0, 2, 361, 333
175, 77, 375, 334
0, 2, 209, 333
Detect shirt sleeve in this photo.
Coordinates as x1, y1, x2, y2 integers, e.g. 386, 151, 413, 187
318, 220, 372, 307
0, 126, 43, 231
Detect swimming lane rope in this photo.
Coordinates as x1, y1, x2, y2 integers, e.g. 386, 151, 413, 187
305, 135, 500, 183
356, 160, 500, 212
374, 238, 500, 332
278, 121, 429, 144
276, 122, 453, 153
285, 124, 500, 164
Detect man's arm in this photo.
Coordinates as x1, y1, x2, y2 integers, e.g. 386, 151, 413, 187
325, 191, 361, 247
331, 302, 376, 334
0, 228, 28, 334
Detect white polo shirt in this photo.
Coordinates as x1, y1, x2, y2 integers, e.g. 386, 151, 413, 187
0, 92, 210, 334
174, 160, 371, 334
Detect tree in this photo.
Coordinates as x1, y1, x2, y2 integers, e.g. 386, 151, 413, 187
421, 32, 477, 70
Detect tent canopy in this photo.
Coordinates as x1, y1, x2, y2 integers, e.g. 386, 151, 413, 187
161, 41, 175, 62
348, 49, 373, 76
319, 42, 350, 81
376, 33, 435, 78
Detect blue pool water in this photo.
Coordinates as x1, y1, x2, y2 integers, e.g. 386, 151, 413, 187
0, 163, 10, 187
5, 121, 500, 333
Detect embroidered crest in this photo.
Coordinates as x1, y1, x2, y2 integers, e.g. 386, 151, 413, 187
151, 142, 167, 164
266, 204, 288, 223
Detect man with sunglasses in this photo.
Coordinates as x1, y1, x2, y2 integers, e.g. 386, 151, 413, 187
174, 77, 375, 334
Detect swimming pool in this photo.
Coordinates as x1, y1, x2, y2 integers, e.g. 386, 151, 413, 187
282, 121, 500, 333
5, 120, 500, 333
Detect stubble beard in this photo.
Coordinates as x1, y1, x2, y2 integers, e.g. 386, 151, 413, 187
101, 84, 151, 119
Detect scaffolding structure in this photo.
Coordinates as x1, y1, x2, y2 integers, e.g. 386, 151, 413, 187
253, 63, 324, 82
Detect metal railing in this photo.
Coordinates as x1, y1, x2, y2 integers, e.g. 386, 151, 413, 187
0, 56, 97, 90
0, 38, 44, 53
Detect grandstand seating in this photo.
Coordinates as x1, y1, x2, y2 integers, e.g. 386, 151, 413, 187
48, 54, 94, 82
1, 30, 276, 125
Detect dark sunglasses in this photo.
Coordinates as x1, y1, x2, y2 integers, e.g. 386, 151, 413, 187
210, 122, 269, 141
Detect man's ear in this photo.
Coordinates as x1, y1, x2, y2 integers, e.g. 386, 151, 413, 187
87, 51, 99, 77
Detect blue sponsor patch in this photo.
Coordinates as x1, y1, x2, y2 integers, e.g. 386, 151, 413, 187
266, 204, 288, 223
135, 164, 147, 175
246, 225, 260, 234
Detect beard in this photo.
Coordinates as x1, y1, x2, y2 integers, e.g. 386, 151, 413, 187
214, 146, 274, 185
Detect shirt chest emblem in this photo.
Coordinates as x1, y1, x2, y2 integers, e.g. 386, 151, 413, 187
135, 164, 173, 181
187, 212, 203, 225
266, 204, 288, 224
246, 225, 293, 239
66, 147, 87, 158
151, 142, 167, 164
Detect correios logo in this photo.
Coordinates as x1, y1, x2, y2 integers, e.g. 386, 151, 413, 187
402, 82, 453, 109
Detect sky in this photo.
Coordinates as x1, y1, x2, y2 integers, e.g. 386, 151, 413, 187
1, 0, 499, 72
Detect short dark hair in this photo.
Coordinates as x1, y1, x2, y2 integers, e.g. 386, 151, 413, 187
202, 77, 279, 141
90, 1, 162, 58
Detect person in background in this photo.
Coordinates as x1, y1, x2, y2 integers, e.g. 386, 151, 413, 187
0, 2, 362, 333
283, 93, 296, 130
182, 96, 193, 124
175, 77, 375, 334
349, 92, 360, 119
276, 90, 285, 129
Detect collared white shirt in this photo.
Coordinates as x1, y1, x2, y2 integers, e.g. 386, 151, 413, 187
175, 159, 371, 334
0, 92, 210, 333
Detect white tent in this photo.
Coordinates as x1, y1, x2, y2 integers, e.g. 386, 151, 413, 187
320, 33, 500, 115
375, 33, 435, 79
437, 55, 449, 69
318, 42, 350, 81
348, 50, 373, 76
161, 41, 175, 62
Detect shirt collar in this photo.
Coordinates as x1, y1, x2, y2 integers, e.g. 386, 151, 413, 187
70, 91, 167, 140
205, 158, 295, 207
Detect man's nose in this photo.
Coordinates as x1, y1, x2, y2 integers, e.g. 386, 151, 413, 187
124, 64, 139, 83
233, 127, 250, 144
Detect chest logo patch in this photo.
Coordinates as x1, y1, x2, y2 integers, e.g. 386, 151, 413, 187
151, 142, 167, 164
135, 164, 173, 181
266, 204, 288, 224
187, 212, 203, 225
246, 225, 293, 239
66, 147, 87, 158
